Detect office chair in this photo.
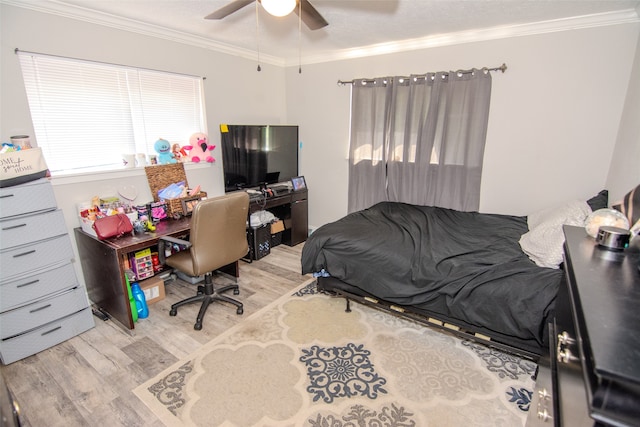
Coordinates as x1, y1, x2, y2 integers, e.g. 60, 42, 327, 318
158, 191, 249, 330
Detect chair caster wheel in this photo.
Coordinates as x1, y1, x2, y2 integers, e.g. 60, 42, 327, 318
233, 289, 240, 295
194, 322, 202, 330
170, 308, 177, 316
237, 307, 243, 315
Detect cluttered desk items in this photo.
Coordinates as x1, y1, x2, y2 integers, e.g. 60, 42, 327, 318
78, 163, 206, 242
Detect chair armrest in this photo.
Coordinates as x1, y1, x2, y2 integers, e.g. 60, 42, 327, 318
160, 235, 191, 246
158, 235, 192, 264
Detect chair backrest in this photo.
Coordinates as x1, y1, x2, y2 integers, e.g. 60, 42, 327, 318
187, 191, 249, 276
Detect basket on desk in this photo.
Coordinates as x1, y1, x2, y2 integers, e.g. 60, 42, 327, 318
144, 163, 207, 219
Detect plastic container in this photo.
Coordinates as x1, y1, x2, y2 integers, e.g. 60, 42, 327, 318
125, 275, 138, 323
131, 282, 149, 319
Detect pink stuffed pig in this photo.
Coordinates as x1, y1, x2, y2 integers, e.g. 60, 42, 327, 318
184, 132, 215, 163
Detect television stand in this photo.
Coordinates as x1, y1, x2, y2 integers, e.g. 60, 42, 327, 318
268, 182, 291, 191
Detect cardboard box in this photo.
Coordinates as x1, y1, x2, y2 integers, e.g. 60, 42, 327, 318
139, 276, 165, 305
271, 220, 284, 234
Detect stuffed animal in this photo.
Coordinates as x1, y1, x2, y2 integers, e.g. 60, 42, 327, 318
154, 138, 177, 164
172, 143, 187, 162
184, 132, 215, 163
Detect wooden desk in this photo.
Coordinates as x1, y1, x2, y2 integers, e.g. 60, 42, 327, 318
74, 217, 238, 331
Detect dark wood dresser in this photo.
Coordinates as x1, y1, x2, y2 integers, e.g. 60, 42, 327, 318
529, 225, 640, 426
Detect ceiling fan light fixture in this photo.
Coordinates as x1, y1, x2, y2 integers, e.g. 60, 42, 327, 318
261, 0, 296, 17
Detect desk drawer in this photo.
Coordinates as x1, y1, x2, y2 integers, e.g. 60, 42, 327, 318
0, 209, 67, 249
0, 308, 94, 365
291, 190, 307, 202
0, 262, 78, 311
0, 235, 74, 281
1, 286, 89, 339
0, 179, 57, 219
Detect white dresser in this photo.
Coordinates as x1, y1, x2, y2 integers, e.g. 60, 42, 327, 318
0, 179, 94, 364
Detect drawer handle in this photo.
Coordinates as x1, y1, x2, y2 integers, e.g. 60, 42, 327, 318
30, 304, 52, 313
537, 408, 552, 422
17, 279, 40, 288
13, 249, 36, 258
557, 331, 575, 345
538, 388, 551, 400
0, 194, 15, 199
2, 223, 27, 231
557, 348, 579, 364
41, 326, 62, 336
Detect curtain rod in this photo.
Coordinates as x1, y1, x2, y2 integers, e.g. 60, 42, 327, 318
337, 63, 507, 86
14, 48, 206, 80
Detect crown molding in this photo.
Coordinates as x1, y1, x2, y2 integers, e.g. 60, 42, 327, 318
3, 0, 638, 68
1, 0, 286, 66
293, 8, 640, 66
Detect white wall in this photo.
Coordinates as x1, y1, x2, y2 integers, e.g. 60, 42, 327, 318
287, 22, 640, 229
606, 28, 640, 202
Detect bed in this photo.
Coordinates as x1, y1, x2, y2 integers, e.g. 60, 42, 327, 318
301, 193, 608, 358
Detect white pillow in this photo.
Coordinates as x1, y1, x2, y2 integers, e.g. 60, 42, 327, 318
519, 200, 591, 269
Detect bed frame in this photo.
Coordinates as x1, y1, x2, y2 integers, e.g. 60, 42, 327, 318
317, 276, 546, 361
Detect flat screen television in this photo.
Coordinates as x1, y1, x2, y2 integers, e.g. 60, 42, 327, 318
220, 124, 299, 192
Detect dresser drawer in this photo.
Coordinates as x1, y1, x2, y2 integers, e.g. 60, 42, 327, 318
0, 209, 67, 249
0, 263, 78, 312
0, 235, 74, 281
0, 308, 94, 365
526, 361, 554, 426
0, 179, 57, 219
1, 286, 89, 339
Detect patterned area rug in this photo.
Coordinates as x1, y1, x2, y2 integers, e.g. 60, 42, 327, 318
134, 279, 536, 426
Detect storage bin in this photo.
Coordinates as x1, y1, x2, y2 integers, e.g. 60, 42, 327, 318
0, 148, 49, 188
247, 224, 271, 260
271, 232, 282, 247
270, 220, 284, 247
0, 178, 56, 218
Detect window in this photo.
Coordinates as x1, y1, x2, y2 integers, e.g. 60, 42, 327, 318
17, 51, 206, 175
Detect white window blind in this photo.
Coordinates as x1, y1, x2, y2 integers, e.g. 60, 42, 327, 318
17, 51, 206, 174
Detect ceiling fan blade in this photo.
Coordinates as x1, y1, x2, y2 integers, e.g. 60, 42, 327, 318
296, 0, 328, 30
205, 0, 254, 20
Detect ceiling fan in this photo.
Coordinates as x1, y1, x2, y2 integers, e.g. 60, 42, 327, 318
205, 0, 329, 30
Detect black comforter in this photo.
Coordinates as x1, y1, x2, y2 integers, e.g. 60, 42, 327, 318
301, 202, 563, 352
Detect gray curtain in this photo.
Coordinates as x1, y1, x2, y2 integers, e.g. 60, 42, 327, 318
348, 69, 492, 213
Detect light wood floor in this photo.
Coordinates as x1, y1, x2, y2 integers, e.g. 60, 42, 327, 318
1, 243, 310, 427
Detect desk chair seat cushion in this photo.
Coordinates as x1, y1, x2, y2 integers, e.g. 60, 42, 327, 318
164, 250, 197, 276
